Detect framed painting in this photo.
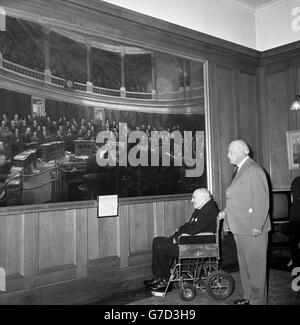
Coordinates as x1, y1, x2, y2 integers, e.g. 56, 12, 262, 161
0, 12, 209, 207
286, 130, 300, 169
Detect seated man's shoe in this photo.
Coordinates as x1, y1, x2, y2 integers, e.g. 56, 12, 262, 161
143, 277, 161, 287
150, 278, 168, 291
233, 298, 250, 305
151, 283, 172, 296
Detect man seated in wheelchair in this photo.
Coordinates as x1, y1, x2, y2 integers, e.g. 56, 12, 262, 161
143, 188, 219, 295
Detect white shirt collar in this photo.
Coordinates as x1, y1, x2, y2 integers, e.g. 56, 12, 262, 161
237, 156, 249, 170
195, 198, 211, 210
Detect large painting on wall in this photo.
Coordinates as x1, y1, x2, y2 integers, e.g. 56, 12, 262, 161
0, 13, 208, 208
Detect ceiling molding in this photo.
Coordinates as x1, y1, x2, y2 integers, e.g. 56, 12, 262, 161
218, 0, 256, 13
224, 0, 286, 15
255, 0, 289, 15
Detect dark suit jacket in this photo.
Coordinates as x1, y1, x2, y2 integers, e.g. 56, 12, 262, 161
172, 199, 219, 243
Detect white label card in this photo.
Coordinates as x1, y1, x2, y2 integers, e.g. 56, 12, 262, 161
97, 194, 118, 217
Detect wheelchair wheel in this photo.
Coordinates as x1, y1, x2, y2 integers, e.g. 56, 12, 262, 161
179, 284, 197, 301
198, 262, 218, 287
205, 270, 235, 300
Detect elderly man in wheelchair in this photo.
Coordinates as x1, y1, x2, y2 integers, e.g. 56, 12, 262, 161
143, 188, 235, 301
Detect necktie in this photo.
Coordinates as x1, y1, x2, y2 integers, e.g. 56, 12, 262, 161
231, 166, 238, 183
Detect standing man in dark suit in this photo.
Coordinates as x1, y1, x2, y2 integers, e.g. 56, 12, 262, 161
219, 140, 271, 305
143, 188, 219, 294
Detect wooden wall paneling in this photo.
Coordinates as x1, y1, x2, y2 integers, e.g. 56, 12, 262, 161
87, 206, 99, 261
163, 199, 189, 236
258, 66, 271, 174
37, 209, 76, 272
209, 60, 258, 210
266, 70, 291, 189
118, 204, 129, 268
98, 213, 118, 259
234, 69, 242, 140
239, 71, 260, 162
252, 68, 263, 165
1, 212, 34, 292
76, 208, 87, 278
216, 65, 238, 204
208, 62, 222, 208
128, 203, 154, 254
291, 55, 300, 68
286, 66, 298, 131
153, 201, 165, 237
24, 212, 37, 277
94, 208, 118, 258
0, 214, 23, 277
254, 70, 263, 166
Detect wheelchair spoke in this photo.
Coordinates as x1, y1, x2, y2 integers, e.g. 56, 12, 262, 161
209, 276, 230, 295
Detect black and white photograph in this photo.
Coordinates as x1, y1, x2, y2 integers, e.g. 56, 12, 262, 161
0, 0, 299, 311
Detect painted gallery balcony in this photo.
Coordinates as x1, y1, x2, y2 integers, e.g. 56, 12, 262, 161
0, 56, 204, 104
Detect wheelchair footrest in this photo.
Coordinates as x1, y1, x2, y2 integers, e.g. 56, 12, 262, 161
151, 290, 166, 297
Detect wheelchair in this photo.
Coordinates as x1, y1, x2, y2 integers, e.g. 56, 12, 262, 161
156, 218, 235, 301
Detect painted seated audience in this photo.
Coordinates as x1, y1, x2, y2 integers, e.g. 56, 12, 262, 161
55, 130, 63, 142
22, 127, 32, 143
32, 131, 38, 143
0, 112, 197, 176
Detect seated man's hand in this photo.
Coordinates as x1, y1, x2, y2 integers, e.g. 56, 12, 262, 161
218, 211, 226, 220
252, 228, 262, 237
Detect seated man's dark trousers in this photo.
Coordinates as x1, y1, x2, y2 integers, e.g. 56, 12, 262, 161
152, 237, 179, 280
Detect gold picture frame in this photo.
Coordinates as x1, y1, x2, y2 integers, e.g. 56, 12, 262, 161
286, 130, 300, 169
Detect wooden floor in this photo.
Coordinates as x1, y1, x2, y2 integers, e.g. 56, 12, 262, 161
88, 257, 300, 305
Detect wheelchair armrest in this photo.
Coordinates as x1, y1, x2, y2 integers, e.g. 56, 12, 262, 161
178, 232, 216, 244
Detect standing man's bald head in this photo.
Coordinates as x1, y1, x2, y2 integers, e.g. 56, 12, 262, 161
228, 140, 249, 166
